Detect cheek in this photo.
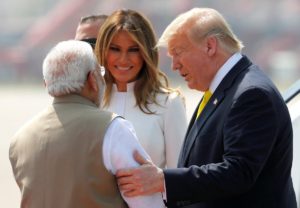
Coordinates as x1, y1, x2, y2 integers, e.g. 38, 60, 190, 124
182, 55, 201, 76
106, 53, 115, 66
185, 53, 203, 69
130, 54, 144, 67
131, 54, 144, 64
180, 54, 193, 69
106, 53, 118, 75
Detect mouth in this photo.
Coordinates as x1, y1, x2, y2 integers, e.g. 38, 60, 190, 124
116, 66, 132, 71
181, 73, 188, 78
181, 73, 190, 82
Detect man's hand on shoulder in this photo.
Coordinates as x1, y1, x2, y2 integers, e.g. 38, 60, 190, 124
116, 150, 165, 197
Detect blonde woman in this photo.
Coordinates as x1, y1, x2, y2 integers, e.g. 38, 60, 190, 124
95, 9, 187, 168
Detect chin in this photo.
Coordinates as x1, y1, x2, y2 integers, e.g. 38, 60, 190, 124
187, 83, 196, 90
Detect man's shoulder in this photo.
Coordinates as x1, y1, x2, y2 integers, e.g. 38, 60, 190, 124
80, 108, 119, 122
10, 107, 49, 145
86, 108, 115, 116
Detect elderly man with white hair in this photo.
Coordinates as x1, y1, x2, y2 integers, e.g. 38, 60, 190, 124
9, 40, 165, 208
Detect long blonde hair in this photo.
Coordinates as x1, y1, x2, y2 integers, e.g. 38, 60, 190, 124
95, 9, 179, 114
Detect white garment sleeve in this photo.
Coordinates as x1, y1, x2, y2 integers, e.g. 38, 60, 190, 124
164, 93, 188, 168
103, 117, 165, 208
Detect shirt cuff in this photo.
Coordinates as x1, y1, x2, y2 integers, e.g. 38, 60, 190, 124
162, 180, 167, 206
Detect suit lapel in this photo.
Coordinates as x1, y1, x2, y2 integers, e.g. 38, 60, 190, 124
178, 102, 199, 166
179, 56, 252, 166
180, 91, 225, 165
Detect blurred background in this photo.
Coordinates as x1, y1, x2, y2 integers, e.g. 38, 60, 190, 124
1, 0, 300, 207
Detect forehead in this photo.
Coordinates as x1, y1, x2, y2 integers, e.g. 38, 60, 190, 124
168, 33, 190, 51
111, 30, 137, 45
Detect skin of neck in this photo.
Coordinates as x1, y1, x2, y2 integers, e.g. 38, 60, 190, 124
116, 81, 129, 92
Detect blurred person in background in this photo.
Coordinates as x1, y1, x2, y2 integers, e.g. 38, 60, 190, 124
75, 14, 108, 49
94, 9, 187, 169
116, 7, 297, 208
9, 40, 164, 208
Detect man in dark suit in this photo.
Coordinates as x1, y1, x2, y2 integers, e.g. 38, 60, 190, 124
116, 7, 297, 208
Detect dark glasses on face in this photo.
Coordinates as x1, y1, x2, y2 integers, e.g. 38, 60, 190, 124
81, 38, 97, 49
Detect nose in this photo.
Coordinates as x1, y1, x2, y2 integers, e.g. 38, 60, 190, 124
119, 51, 129, 64
171, 57, 182, 71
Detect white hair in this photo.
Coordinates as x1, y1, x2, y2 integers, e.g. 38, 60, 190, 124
43, 40, 98, 96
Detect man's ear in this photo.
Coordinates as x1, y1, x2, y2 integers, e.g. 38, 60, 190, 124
87, 71, 98, 92
205, 36, 217, 56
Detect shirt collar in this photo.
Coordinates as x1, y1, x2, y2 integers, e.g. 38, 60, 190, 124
112, 81, 135, 92
209, 52, 243, 93
53, 94, 97, 107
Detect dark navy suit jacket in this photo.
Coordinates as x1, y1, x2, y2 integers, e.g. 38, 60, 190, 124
164, 56, 297, 208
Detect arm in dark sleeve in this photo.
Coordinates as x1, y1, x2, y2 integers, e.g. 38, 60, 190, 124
164, 88, 281, 204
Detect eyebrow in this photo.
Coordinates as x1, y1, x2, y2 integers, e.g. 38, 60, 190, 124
170, 46, 181, 54
109, 43, 139, 48
167, 48, 174, 57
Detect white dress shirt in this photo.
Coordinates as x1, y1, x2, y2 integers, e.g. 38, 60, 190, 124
289, 100, 300, 205
103, 117, 165, 208
209, 53, 243, 93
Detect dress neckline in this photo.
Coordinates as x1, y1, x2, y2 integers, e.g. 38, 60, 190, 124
112, 82, 135, 93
